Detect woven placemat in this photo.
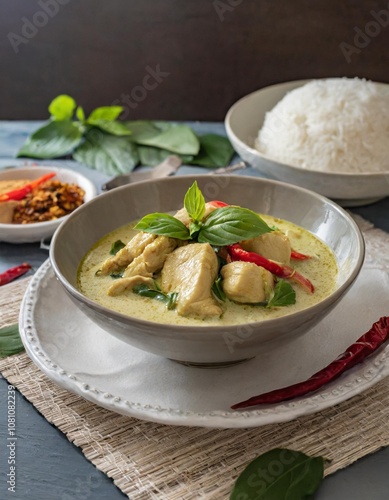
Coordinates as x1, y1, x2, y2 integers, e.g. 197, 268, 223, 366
1, 216, 389, 499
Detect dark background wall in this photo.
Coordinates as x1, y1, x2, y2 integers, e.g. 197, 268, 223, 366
1, 0, 388, 121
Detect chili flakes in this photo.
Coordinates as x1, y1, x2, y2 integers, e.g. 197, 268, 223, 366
12, 180, 85, 224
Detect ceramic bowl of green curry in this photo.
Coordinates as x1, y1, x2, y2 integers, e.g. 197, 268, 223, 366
49, 175, 364, 366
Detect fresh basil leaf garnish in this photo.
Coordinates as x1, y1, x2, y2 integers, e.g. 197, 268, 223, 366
134, 213, 191, 240
110, 239, 126, 255
166, 292, 178, 310
212, 276, 226, 302
134, 187, 273, 246
230, 448, 324, 500
184, 181, 205, 222
110, 272, 123, 279
132, 284, 178, 310
133, 284, 163, 299
189, 221, 203, 239
267, 279, 296, 308
198, 207, 273, 246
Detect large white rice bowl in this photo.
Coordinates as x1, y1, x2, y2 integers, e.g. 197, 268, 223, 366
256, 78, 389, 173
225, 78, 389, 205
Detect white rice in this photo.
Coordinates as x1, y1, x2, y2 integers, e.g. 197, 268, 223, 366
256, 77, 389, 173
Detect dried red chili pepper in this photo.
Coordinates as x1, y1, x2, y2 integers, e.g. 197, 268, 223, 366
231, 316, 389, 409
227, 243, 314, 293
0, 263, 32, 286
0, 172, 56, 202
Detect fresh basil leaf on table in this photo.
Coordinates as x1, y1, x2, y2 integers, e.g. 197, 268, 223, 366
230, 448, 324, 500
124, 119, 162, 139
137, 145, 193, 166
87, 119, 132, 136
16, 95, 236, 172
17, 120, 83, 159
85, 106, 131, 136
0, 324, 25, 358
48, 94, 77, 121
130, 122, 234, 167
188, 133, 235, 168
130, 122, 200, 156
72, 129, 139, 175
76, 105, 86, 122
86, 105, 124, 122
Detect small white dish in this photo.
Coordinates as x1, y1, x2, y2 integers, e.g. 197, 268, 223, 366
19, 259, 389, 428
225, 79, 389, 206
0, 166, 97, 244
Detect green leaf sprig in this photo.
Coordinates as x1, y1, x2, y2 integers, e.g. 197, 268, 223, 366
17, 95, 235, 174
133, 283, 178, 310
0, 324, 25, 358
134, 181, 273, 247
230, 448, 324, 500
212, 276, 226, 302
110, 240, 126, 255
217, 279, 295, 308
267, 280, 296, 308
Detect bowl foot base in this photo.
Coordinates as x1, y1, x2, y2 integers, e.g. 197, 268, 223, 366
170, 357, 255, 368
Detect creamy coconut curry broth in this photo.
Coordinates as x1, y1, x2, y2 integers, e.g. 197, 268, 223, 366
78, 210, 337, 327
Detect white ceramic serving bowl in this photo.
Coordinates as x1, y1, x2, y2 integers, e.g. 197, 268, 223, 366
50, 175, 365, 366
225, 79, 389, 207
0, 166, 97, 243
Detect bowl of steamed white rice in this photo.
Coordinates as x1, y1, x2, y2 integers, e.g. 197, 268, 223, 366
225, 77, 389, 206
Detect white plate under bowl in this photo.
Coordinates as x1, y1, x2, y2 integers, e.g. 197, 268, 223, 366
225, 79, 389, 207
19, 259, 389, 429
0, 166, 97, 243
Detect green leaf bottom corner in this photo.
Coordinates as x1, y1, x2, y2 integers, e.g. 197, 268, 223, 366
230, 448, 324, 500
0, 324, 25, 358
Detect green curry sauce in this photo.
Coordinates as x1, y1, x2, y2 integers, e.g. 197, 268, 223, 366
78, 215, 337, 326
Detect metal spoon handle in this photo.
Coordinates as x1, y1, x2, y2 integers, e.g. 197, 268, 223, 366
213, 161, 246, 174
